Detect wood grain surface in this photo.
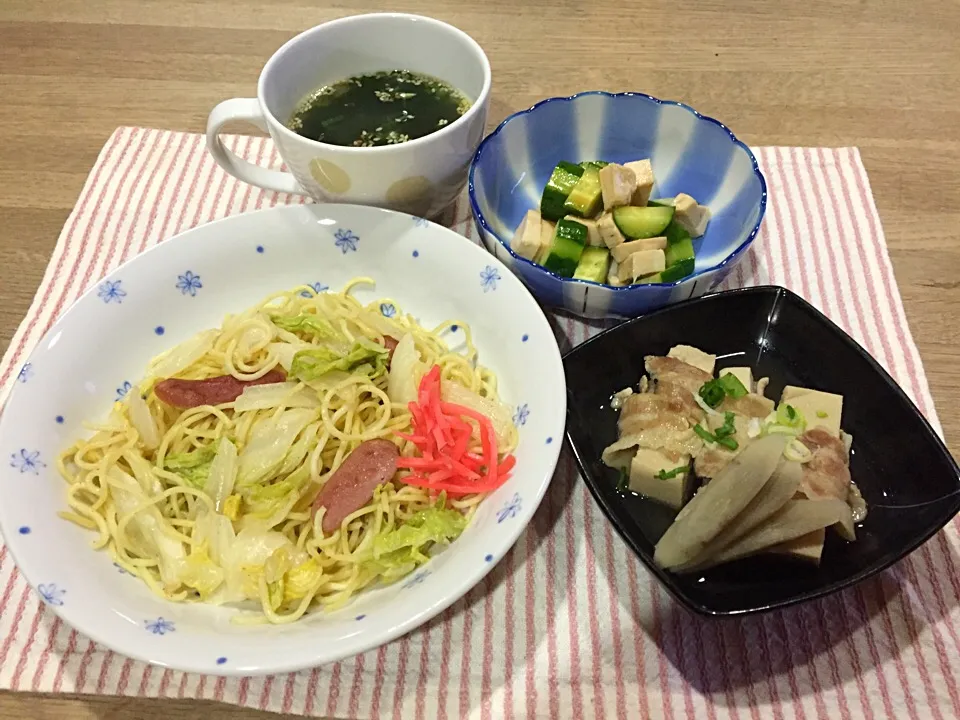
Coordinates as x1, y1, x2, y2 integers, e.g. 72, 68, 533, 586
0, 0, 958, 717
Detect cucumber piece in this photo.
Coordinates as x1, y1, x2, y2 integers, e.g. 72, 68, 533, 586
647, 198, 675, 208
612, 205, 675, 239
665, 236, 695, 267
579, 161, 609, 171
540, 161, 584, 221
660, 258, 695, 282
573, 246, 611, 283
541, 218, 588, 277
664, 219, 691, 246
564, 168, 602, 217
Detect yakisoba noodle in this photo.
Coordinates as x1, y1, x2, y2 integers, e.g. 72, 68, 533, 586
57, 278, 518, 624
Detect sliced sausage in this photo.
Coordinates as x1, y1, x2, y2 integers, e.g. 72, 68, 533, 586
313, 439, 399, 534
382, 335, 399, 364
154, 369, 286, 409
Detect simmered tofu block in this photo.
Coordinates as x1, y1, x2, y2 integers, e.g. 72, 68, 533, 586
667, 345, 716, 375
720, 366, 754, 393
598, 163, 638, 211
673, 193, 712, 237
629, 448, 693, 510
510, 209, 542, 260
597, 212, 626, 249
617, 248, 666, 283
781, 386, 843, 437
624, 159, 655, 206
771, 528, 826, 565
610, 237, 668, 263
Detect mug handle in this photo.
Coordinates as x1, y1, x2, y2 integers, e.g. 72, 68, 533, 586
205, 98, 307, 195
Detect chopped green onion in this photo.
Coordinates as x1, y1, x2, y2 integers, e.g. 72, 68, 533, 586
656, 465, 689, 481
776, 403, 806, 431
816, 410, 828, 418
616, 468, 629, 491
714, 411, 737, 439
717, 373, 748, 398
693, 424, 715, 442
694, 421, 740, 451
699, 374, 749, 409
698, 381, 726, 408
717, 436, 739, 451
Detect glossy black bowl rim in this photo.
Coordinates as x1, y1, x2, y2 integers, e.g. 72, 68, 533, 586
562, 285, 960, 616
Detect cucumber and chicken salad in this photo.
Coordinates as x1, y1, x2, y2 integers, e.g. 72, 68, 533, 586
510, 159, 712, 286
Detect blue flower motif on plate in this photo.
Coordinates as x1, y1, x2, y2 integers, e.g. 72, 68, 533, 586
98, 280, 126, 304
300, 282, 329, 298
403, 570, 431, 590
17, 363, 33, 383
411, 215, 429, 227
37, 583, 65, 606
513, 403, 530, 427
113, 562, 132, 575
116, 381, 132, 401
175, 270, 202, 297
145, 617, 175, 635
496, 493, 522, 523
334, 228, 359, 254
380, 302, 397, 318
480, 266, 501, 293
10, 449, 45, 475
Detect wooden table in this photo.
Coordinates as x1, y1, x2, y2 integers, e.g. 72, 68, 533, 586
0, 0, 958, 717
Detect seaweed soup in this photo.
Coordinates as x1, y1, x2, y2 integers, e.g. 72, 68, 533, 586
287, 69, 471, 148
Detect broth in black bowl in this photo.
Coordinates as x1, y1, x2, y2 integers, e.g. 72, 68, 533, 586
287, 70, 471, 148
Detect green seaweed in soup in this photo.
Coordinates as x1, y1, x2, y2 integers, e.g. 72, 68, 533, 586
287, 70, 471, 148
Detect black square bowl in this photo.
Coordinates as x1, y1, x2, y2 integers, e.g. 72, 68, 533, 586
564, 286, 960, 616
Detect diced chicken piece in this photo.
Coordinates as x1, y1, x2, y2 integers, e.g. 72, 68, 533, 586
563, 215, 601, 246
617, 248, 666, 283
624, 159, 655, 206
645, 355, 713, 398
770, 528, 826, 565
780, 386, 843, 437
673, 193, 712, 238
535, 219, 556, 264
510, 209, 542, 260
721, 392, 775, 418
797, 427, 851, 502
629, 448, 694, 510
720, 366, 753, 392
667, 345, 716, 375
598, 163, 637, 211
597, 212, 626, 249
610, 237, 668, 263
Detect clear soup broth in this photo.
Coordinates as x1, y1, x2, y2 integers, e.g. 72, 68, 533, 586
287, 70, 472, 148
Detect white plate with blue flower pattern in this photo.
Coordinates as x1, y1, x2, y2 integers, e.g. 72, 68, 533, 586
0, 203, 565, 676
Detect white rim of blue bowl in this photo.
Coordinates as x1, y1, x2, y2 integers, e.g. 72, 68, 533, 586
467, 90, 768, 290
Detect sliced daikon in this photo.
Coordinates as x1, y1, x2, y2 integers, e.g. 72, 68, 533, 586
653, 434, 787, 569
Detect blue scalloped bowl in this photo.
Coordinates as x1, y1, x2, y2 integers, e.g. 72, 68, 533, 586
468, 92, 767, 319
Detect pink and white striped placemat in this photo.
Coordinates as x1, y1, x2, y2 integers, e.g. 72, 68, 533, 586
1, 127, 958, 720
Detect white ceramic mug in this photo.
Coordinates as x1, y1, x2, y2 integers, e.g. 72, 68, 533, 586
206, 13, 491, 217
